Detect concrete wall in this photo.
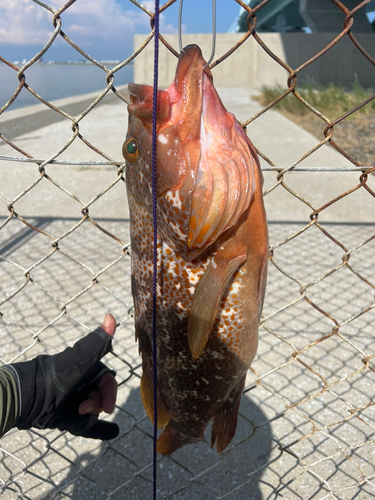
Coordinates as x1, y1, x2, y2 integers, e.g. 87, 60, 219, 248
134, 33, 375, 89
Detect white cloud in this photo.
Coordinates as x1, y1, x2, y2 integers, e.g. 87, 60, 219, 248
0, 0, 52, 45
0, 0, 180, 47
142, 0, 181, 34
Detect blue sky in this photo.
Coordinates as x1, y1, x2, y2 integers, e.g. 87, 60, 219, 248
0, 0, 241, 63
1, 1, 374, 64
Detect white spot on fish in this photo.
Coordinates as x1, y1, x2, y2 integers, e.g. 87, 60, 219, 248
212, 260, 217, 269
165, 189, 183, 209
176, 310, 187, 320
189, 286, 195, 295
170, 220, 186, 241
175, 283, 181, 290
158, 134, 168, 144
187, 272, 199, 285
230, 281, 242, 294
167, 260, 176, 274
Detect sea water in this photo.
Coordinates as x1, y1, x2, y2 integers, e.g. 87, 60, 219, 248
0, 63, 133, 112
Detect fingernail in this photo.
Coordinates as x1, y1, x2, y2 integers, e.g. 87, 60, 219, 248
103, 314, 111, 329
82, 405, 93, 415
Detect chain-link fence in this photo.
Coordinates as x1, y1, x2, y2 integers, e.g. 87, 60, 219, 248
1, 0, 375, 498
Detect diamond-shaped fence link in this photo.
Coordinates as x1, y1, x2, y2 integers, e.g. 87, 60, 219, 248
1, 0, 375, 498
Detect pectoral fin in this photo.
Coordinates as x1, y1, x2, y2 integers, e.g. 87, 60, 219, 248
188, 253, 246, 359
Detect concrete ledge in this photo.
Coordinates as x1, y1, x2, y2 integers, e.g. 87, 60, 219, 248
0, 84, 129, 140
134, 33, 375, 89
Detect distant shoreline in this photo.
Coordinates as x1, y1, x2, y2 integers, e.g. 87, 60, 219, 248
0, 63, 133, 114
1, 61, 134, 66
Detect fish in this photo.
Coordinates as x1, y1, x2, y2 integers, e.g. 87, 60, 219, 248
122, 44, 268, 455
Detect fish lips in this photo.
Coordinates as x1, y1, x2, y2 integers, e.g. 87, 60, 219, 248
128, 83, 171, 123
127, 45, 213, 126
173, 44, 213, 95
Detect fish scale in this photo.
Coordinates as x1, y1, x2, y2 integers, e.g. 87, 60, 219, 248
123, 45, 268, 454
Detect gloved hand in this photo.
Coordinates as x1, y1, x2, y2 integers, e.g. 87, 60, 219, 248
5, 314, 119, 440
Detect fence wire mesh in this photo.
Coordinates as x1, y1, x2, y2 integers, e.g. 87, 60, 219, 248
0, 0, 375, 498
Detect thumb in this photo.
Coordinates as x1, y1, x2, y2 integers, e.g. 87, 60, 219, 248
101, 314, 116, 337
54, 315, 116, 391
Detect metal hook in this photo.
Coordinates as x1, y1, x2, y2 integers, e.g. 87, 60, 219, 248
178, 0, 184, 55
178, 0, 216, 68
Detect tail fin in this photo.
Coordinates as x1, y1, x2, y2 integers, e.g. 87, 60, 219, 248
156, 425, 203, 455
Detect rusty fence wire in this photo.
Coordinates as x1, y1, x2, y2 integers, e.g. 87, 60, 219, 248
0, 0, 375, 498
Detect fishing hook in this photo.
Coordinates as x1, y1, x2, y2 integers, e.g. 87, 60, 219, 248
178, 0, 216, 68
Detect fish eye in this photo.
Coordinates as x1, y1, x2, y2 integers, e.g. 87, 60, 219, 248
123, 137, 138, 162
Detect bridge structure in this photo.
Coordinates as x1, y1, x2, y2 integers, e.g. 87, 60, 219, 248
233, 0, 375, 33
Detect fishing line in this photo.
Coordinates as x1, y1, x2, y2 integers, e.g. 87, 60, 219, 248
151, 1, 160, 498
178, 0, 217, 66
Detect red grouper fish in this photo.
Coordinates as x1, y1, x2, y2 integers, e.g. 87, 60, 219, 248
123, 44, 268, 454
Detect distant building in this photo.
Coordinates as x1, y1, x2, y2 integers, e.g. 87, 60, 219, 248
233, 0, 375, 33
100, 60, 121, 65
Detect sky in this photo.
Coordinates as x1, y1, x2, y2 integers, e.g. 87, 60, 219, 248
0, 0, 242, 63
1, 1, 374, 64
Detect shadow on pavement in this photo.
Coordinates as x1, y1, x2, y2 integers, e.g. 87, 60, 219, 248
39, 386, 273, 500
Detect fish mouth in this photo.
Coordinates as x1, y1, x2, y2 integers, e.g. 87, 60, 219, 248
159, 45, 214, 142
173, 44, 213, 95
127, 45, 212, 125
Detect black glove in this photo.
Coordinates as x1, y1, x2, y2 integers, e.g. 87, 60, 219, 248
6, 326, 119, 440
